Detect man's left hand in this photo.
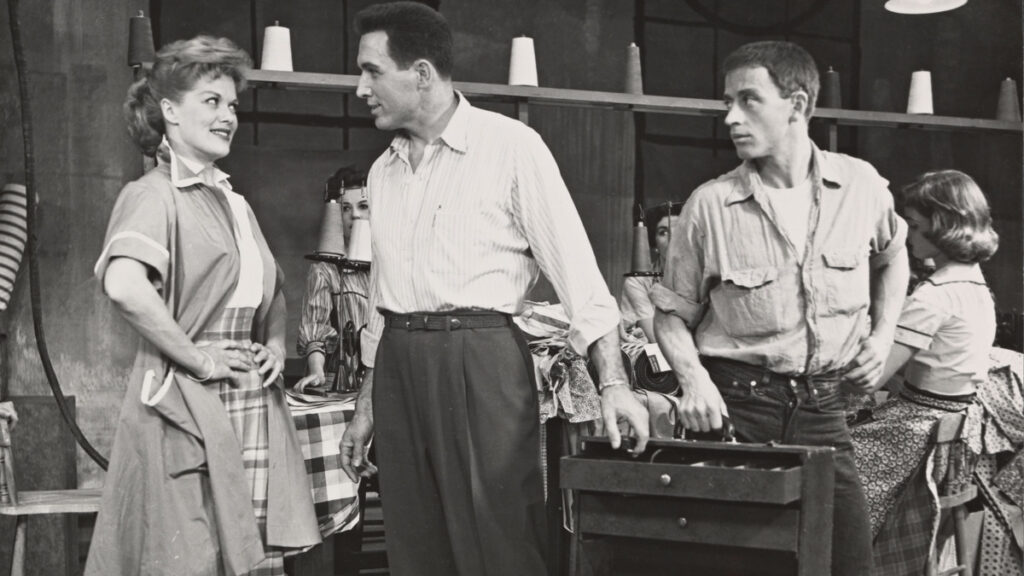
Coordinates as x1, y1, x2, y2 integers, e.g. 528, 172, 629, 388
842, 335, 890, 393
601, 384, 650, 454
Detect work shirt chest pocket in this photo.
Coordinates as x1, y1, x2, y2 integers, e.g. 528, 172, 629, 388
822, 250, 869, 315
712, 266, 784, 338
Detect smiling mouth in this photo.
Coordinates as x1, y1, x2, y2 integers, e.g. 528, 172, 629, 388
210, 128, 232, 140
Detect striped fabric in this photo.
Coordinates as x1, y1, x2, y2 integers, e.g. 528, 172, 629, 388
360, 92, 620, 366
297, 263, 371, 365
0, 184, 27, 310
198, 307, 284, 576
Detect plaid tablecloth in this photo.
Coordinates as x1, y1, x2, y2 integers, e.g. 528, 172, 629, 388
288, 396, 361, 538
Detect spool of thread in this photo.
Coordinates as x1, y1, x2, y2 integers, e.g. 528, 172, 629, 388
315, 200, 346, 259
0, 184, 28, 311
907, 70, 934, 114
627, 222, 653, 275
347, 219, 372, 265
260, 21, 293, 72
127, 10, 155, 67
996, 78, 1021, 122
821, 66, 841, 109
625, 42, 643, 95
508, 36, 538, 87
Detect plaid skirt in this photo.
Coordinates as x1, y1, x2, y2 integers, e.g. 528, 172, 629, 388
851, 384, 982, 576
199, 307, 285, 576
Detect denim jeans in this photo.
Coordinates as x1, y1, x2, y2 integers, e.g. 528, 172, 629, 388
703, 357, 873, 576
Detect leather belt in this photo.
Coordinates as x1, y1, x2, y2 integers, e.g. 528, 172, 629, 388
384, 311, 511, 331
701, 356, 842, 388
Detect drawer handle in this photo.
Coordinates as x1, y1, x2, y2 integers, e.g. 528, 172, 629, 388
677, 517, 688, 529
659, 473, 672, 486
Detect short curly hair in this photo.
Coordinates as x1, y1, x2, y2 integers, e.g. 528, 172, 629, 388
124, 35, 252, 156
899, 170, 999, 264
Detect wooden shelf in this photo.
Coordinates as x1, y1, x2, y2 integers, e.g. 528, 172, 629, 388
246, 69, 1023, 135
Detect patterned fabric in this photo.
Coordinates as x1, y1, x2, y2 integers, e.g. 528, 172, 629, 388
290, 399, 361, 537
975, 348, 1024, 576
851, 385, 982, 576
651, 142, 907, 376
361, 92, 621, 365
975, 456, 1024, 576
534, 347, 602, 424
199, 307, 283, 576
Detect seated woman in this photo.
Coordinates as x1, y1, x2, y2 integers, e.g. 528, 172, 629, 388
851, 170, 999, 573
620, 202, 681, 344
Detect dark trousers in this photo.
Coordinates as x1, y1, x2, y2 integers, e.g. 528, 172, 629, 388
703, 357, 873, 576
373, 312, 549, 576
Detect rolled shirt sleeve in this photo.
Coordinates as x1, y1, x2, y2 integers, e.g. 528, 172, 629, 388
93, 182, 171, 288
866, 172, 908, 269
651, 201, 707, 329
296, 262, 340, 358
511, 128, 620, 355
360, 259, 384, 368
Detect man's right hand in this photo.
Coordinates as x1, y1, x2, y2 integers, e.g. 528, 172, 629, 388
340, 367, 377, 482
678, 371, 728, 433
340, 411, 377, 482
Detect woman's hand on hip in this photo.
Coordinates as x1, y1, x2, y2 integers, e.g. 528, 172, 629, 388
199, 341, 254, 387
250, 342, 284, 387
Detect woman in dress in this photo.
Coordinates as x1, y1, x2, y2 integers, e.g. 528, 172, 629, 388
86, 36, 318, 576
851, 169, 999, 573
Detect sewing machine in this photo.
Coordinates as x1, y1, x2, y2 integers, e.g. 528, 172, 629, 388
560, 436, 835, 576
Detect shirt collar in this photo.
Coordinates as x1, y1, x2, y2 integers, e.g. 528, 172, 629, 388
385, 90, 470, 165
926, 262, 987, 286
158, 138, 232, 190
725, 141, 842, 206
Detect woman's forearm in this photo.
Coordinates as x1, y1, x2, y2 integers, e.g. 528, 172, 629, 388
104, 257, 209, 376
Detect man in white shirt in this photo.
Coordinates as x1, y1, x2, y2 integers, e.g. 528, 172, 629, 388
338, 3, 649, 575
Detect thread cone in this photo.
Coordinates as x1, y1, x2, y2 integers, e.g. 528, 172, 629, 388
625, 43, 643, 95
996, 78, 1021, 122
347, 219, 372, 264
315, 200, 346, 258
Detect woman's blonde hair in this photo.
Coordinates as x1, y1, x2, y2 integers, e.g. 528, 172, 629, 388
124, 35, 251, 156
900, 169, 999, 263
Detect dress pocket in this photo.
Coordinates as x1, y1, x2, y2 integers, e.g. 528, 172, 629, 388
822, 250, 869, 315
711, 266, 784, 338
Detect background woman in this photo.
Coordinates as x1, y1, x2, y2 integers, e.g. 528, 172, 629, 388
620, 202, 682, 344
851, 169, 999, 573
86, 36, 318, 576
296, 165, 371, 393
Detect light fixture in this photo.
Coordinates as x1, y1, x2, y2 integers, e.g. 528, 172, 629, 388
884, 0, 967, 15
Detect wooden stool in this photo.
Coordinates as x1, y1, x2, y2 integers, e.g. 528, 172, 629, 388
925, 412, 978, 576
0, 418, 101, 576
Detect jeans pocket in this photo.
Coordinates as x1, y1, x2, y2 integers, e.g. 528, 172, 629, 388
809, 380, 847, 414
717, 379, 755, 402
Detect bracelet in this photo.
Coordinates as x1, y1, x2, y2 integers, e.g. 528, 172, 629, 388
189, 351, 215, 383
598, 377, 629, 393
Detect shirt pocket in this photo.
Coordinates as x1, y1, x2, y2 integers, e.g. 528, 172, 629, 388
711, 266, 784, 338
822, 250, 870, 315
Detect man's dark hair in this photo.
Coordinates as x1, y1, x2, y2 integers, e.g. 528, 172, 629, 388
722, 41, 820, 118
354, 1, 453, 78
